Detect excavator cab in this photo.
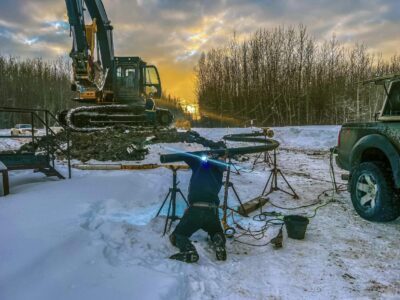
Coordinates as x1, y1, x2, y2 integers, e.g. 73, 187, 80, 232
113, 57, 162, 103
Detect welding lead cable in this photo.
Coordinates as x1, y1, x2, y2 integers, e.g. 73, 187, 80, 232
265, 149, 348, 217
235, 219, 283, 240
229, 189, 347, 245
220, 131, 281, 239
229, 206, 284, 245
233, 221, 283, 245
224, 135, 347, 245
266, 149, 347, 213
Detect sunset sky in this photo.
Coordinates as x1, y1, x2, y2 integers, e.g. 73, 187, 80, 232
1, 0, 400, 102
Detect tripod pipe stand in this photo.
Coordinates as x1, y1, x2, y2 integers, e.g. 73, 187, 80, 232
252, 130, 273, 169
260, 149, 299, 199
222, 158, 248, 237
252, 147, 273, 169
156, 166, 189, 235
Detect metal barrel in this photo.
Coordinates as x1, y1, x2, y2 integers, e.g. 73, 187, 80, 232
160, 140, 279, 163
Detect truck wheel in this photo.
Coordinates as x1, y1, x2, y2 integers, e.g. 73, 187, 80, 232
350, 162, 400, 222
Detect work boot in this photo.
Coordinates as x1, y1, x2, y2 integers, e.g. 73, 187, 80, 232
211, 233, 227, 261
169, 233, 177, 247
169, 251, 199, 263
169, 243, 199, 263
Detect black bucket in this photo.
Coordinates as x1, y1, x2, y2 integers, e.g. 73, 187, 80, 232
284, 215, 309, 240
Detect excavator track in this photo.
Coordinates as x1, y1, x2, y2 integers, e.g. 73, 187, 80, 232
58, 104, 173, 132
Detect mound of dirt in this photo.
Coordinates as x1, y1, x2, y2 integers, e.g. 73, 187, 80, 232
17, 126, 225, 162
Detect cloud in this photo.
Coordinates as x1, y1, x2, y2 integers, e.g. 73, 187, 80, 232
0, 0, 399, 101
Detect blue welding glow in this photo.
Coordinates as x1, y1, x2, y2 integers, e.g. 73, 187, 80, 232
162, 146, 257, 174
163, 146, 231, 170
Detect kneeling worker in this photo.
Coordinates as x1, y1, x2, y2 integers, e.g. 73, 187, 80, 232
169, 153, 227, 263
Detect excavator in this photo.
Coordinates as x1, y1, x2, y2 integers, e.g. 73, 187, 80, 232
59, 0, 173, 131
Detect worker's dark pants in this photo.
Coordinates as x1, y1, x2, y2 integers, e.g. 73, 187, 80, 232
145, 110, 156, 124
172, 206, 225, 253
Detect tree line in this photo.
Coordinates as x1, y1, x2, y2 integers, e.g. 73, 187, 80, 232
196, 25, 400, 126
0, 55, 74, 128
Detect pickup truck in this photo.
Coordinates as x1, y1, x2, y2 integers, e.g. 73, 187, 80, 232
10, 124, 38, 136
335, 78, 400, 222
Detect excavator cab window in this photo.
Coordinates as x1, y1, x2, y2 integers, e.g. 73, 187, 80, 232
116, 66, 139, 89
125, 69, 136, 88
116, 67, 122, 78
114, 64, 141, 101
144, 66, 162, 98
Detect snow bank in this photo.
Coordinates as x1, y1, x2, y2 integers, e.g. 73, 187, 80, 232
273, 125, 340, 150
0, 168, 188, 300
0, 138, 26, 151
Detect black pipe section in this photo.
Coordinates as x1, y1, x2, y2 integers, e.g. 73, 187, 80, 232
223, 131, 273, 142
160, 139, 279, 163
223, 136, 269, 143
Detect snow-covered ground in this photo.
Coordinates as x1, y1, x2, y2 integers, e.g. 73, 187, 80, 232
0, 126, 399, 300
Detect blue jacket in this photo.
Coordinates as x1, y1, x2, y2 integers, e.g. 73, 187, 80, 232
184, 156, 226, 205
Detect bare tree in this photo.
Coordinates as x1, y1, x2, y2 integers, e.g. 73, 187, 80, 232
0, 55, 74, 127
196, 25, 398, 126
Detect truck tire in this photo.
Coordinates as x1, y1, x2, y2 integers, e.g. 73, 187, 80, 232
350, 162, 400, 222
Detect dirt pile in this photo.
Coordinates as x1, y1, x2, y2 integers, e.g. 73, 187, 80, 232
17, 126, 225, 162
